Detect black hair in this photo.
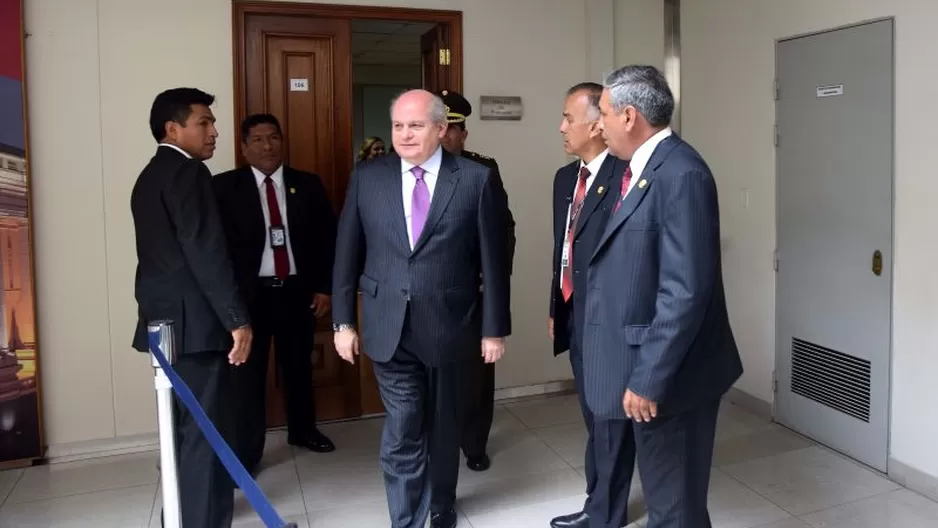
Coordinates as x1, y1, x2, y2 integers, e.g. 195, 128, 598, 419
240, 113, 283, 143
148, 87, 215, 142
566, 82, 604, 111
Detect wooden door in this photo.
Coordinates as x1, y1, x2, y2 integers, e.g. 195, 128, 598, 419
242, 14, 358, 423
421, 24, 451, 92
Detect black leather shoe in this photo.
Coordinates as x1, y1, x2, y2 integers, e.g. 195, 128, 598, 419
550, 511, 589, 528
430, 508, 458, 528
289, 429, 335, 453
466, 454, 490, 471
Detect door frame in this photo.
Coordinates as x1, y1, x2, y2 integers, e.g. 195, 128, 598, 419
772, 17, 896, 471
232, 0, 464, 167
231, 0, 464, 419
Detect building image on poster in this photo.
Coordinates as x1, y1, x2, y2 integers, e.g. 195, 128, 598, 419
0, 0, 43, 464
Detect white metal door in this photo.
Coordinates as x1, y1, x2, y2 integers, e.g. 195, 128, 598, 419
775, 19, 893, 471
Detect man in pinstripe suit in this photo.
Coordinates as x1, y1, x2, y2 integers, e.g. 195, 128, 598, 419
332, 89, 512, 528
587, 65, 743, 527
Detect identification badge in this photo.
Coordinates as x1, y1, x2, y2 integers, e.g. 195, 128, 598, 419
561, 241, 570, 268
269, 226, 286, 248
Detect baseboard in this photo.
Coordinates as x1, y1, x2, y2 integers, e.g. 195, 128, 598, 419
45, 433, 159, 464
888, 457, 938, 502
43, 380, 576, 464
494, 379, 576, 402
724, 387, 774, 420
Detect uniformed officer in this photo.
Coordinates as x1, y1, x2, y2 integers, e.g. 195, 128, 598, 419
434, 89, 516, 472
437, 89, 516, 269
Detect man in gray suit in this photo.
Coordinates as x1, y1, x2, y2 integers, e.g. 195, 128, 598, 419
332, 89, 512, 528
587, 65, 744, 527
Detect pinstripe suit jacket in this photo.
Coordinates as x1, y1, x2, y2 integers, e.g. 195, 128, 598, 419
583, 135, 743, 420
332, 150, 512, 366
549, 154, 627, 356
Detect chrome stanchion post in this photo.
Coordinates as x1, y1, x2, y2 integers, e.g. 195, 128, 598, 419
149, 320, 182, 528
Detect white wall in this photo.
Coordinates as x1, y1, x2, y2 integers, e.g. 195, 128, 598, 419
24, 0, 663, 449
682, 0, 938, 481
615, 0, 664, 70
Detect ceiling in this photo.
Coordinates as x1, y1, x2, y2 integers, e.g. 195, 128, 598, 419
351, 19, 436, 66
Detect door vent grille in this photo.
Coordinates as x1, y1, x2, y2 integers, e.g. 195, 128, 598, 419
790, 337, 871, 423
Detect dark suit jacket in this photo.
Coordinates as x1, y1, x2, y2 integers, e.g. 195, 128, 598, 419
583, 135, 743, 419
462, 149, 516, 272
549, 153, 627, 355
131, 146, 250, 355
332, 150, 512, 366
212, 165, 337, 304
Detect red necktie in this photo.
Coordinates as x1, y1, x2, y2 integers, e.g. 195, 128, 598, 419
613, 166, 633, 213
561, 166, 590, 302
263, 177, 289, 279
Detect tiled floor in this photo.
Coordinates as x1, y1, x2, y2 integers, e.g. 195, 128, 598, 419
1, 394, 937, 527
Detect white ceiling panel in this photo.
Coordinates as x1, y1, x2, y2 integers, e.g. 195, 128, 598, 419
350, 19, 435, 67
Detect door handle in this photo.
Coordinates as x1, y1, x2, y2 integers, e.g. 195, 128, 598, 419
872, 250, 883, 276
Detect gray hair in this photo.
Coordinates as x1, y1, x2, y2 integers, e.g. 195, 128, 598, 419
603, 65, 674, 127
390, 90, 447, 124
566, 82, 603, 121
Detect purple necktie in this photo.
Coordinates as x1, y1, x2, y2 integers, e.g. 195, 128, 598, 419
411, 166, 430, 244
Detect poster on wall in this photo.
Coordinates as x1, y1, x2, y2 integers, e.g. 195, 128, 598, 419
0, 0, 44, 465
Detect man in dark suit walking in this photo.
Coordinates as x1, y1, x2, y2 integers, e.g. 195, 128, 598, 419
548, 82, 636, 528
435, 89, 516, 472
131, 87, 253, 527
213, 114, 337, 475
587, 65, 744, 527
332, 89, 512, 528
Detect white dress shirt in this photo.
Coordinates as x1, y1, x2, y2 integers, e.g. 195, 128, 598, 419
158, 143, 192, 159
565, 148, 609, 231
400, 146, 443, 249
621, 127, 673, 201
253, 165, 297, 276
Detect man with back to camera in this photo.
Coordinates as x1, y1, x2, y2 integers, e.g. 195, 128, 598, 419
213, 114, 337, 476
131, 87, 253, 527
434, 88, 516, 472
548, 82, 636, 528
331, 89, 512, 528
587, 65, 744, 527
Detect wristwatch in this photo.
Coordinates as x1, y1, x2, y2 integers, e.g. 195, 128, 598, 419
333, 323, 355, 332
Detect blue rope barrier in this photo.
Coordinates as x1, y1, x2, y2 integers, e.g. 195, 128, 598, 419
148, 330, 296, 528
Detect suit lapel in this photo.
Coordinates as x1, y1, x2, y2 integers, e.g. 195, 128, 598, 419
382, 154, 411, 251
283, 167, 300, 251
592, 136, 681, 259
573, 155, 619, 239
242, 167, 267, 251
412, 151, 460, 255
556, 164, 577, 244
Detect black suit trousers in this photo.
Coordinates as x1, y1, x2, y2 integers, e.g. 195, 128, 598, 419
633, 399, 720, 528
231, 278, 316, 472
459, 354, 495, 458
371, 316, 470, 528
568, 304, 636, 528
170, 352, 234, 528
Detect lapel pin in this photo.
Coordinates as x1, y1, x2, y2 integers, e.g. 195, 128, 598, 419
597, 186, 605, 194
638, 179, 647, 189
289, 187, 296, 194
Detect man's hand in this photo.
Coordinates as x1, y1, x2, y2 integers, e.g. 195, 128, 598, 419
311, 293, 331, 318
547, 317, 554, 341
334, 328, 360, 364
228, 325, 253, 366
481, 337, 506, 363
623, 389, 658, 423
